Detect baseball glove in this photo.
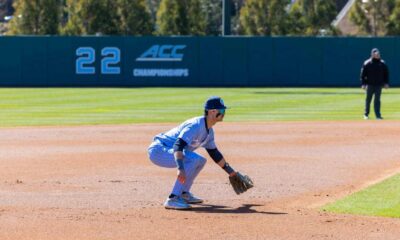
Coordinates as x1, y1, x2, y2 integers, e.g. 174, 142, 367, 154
229, 172, 254, 195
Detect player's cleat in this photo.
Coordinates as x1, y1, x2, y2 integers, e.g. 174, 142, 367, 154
363, 115, 369, 120
164, 196, 192, 210
376, 116, 384, 120
181, 192, 204, 204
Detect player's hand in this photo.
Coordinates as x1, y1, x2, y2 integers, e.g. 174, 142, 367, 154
384, 84, 389, 89
361, 85, 367, 90
177, 169, 186, 184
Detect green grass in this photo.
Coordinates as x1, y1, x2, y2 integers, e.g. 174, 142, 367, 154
1, 87, 400, 127
323, 174, 400, 218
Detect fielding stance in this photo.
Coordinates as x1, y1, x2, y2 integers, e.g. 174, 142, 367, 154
148, 96, 253, 210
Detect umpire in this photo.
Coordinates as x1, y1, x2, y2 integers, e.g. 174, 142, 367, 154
361, 48, 389, 120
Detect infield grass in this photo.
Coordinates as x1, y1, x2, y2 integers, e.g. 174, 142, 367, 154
323, 174, 400, 218
1, 87, 400, 127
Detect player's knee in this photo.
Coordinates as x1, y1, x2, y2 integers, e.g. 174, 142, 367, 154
147, 144, 160, 163
148, 148, 157, 163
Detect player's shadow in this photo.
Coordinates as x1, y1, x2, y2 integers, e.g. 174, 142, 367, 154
191, 203, 287, 215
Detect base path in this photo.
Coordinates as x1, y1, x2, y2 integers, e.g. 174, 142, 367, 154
1, 121, 400, 240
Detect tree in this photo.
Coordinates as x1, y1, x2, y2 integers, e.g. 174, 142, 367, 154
388, 0, 400, 35
286, 1, 306, 35
81, 0, 121, 35
269, 0, 291, 35
8, 0, 62, 35
239, 0, 290, 36
290, 0, 338, 35
202, 0, 222, 35
239, 0, 269, 35
146, 0, 161, 24
117, 0, 153, 35
201, 0, 239, 36
156, 0, 177, 34
62, 0, 154, 36
62, 0, 121, 35
350, 0, 395, 36
156, 0, 206, 35
349, 0, 371, 35
60, 0, 84, 35
188, 0, 206, 34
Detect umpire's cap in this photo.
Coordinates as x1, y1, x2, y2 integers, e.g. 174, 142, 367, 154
204, 96, 228, 110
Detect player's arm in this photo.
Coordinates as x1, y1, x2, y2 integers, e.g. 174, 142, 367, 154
384, 64, 389, 87
206, 148, 236, 177
361, 63, 368, 88
173, 138, 187, 183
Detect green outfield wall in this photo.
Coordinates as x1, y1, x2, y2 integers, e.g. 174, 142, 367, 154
0, 36, 398, 87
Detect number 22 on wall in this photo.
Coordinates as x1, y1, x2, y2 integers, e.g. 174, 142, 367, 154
76, 47, 121, 75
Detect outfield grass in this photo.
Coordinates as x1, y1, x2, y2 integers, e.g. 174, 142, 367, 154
323, 174, 400, 218
1, 87, 400, 127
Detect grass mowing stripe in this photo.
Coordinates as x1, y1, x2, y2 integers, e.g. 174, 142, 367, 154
0, 88, 399, 127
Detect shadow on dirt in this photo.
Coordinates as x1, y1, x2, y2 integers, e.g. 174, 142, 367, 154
191, 203, 287, 215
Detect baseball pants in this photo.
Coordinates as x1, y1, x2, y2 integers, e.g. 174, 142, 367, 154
148, 141, 207, 196
365, 85, 383, 118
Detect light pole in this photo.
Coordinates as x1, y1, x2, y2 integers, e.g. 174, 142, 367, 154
222, 0, 231, 36
371, 0, 378, 36
362, 0, 379, 36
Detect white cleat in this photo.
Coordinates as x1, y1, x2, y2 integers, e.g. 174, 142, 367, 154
363, 115, 369, 120
164, 196, 192, 210
181, 192, 204, 204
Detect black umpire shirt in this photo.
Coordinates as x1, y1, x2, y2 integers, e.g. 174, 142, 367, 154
360, 58, 389, 86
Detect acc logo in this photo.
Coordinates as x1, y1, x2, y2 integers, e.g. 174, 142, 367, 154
136, 45, 186, 62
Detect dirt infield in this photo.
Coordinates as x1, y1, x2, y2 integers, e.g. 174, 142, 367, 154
1, 121, 400, 240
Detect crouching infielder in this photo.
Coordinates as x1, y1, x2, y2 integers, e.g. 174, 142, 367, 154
148, 96, 253, 210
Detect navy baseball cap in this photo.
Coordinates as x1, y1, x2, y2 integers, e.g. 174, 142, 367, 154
204, 96, 228, 110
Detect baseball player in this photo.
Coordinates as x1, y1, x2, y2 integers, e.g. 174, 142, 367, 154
147, 96, 252, 210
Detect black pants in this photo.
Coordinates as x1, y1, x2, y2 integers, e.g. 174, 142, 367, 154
365, 85, 382, 118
